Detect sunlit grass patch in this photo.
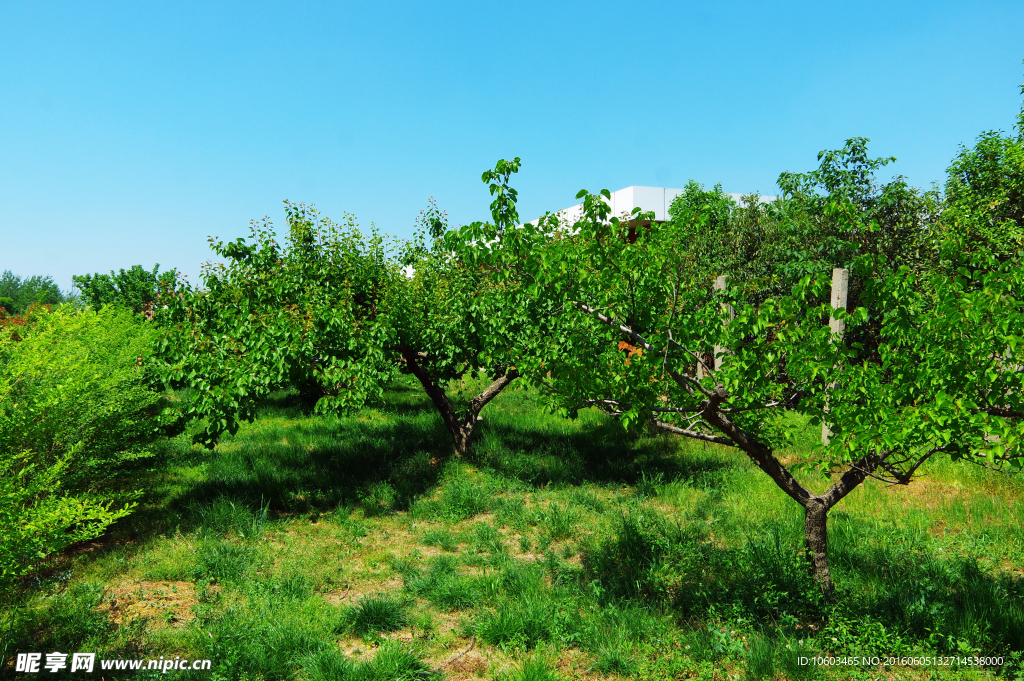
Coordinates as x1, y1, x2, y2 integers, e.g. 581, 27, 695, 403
4, 378, 1023, 681
420, 528, 460, 553
340, 593, 412, 637
401, 556, 479, 611
497, 655, 564, 681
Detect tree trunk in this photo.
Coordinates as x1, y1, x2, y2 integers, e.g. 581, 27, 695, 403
699, 390, 881, 601
804, 499, 834, 600
398, 345, 518, 460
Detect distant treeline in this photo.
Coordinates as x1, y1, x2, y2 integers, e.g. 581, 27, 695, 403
0, 264, 175, 316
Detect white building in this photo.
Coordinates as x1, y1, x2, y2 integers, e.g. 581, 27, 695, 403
546, 186, 776, 225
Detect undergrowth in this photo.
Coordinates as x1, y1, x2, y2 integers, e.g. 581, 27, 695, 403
1, 378, 1021, 680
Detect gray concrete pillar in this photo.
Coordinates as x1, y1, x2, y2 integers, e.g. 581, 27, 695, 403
822, 268, 849, 445
714, 275, 734, 371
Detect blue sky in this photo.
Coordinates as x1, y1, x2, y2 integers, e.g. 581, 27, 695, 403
2, 1, 1022, 290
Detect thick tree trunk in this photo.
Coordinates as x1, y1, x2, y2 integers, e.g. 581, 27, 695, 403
398, 345, 518, 460
804, 499, 834, 599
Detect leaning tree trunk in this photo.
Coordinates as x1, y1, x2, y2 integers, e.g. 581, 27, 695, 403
398, 345, 518, 460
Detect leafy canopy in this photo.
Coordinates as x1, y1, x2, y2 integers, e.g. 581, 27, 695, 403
73, 264, 176, 314
0, 270, 69, 315
157, 202, 398, 447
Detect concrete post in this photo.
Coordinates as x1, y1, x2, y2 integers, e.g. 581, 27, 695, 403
714, 275, 735, 371
828, 268, 849, 336
822, 268, 849, 445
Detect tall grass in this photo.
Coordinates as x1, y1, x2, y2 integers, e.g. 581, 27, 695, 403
2, 376, 1021, 680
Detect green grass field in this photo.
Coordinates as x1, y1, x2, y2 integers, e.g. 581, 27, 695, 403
3, 378, 1023, 680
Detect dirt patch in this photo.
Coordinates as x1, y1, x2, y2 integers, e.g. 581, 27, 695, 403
337, 639, 379, 661
426, 638, 491, 681
100, 580, 204, 630
443, 648, 490, 678
881, 479, 965, 510
555, 648, 605, 680
410, 545, 446, 561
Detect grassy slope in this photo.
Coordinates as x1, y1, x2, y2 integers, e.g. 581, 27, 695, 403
2, 377, 1023, 681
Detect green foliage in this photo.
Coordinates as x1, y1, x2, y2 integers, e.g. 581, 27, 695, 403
159, 161, 534, 457
73, 263, 176, 314
156, 203, 398, 447
938, 106, 1024, 266
665, 180, 738, 291
0, 270, 69, 314
450, 103, 1024, 599
394, 167, 532, 456
658, 139, 941, 317
482, 157, 522, 231
0, 306, 171, 584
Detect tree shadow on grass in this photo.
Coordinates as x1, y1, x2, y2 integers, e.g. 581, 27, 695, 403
168, 416, 449, 522
582, 509, 1024, 655
43, 383, 729, 585
472, 417, 734, 488
824, 512, 1024, 653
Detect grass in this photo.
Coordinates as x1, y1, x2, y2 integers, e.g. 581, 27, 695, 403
344, 594, 412, 637
2, 377, 1023, 680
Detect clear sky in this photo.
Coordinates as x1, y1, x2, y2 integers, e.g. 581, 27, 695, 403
1, 1, 1022, 290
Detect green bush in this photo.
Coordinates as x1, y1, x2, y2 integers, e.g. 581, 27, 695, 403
0, 306, 173, 584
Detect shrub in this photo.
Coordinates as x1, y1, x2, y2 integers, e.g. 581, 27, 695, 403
0, 306, 174, 584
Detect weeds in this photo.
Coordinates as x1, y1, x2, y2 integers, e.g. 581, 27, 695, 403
402, 557, 478, 611
5, 379, 1023, 681
343, 594, 411, 637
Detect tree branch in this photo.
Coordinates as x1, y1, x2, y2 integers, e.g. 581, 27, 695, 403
397, 343, 462, 441
650, 406, 706, 414
978, 405, 1024, 419
699, 387, 815, 508
465, 367, 519, 425
649, 417, 736, 446
573, 301, 707, 396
